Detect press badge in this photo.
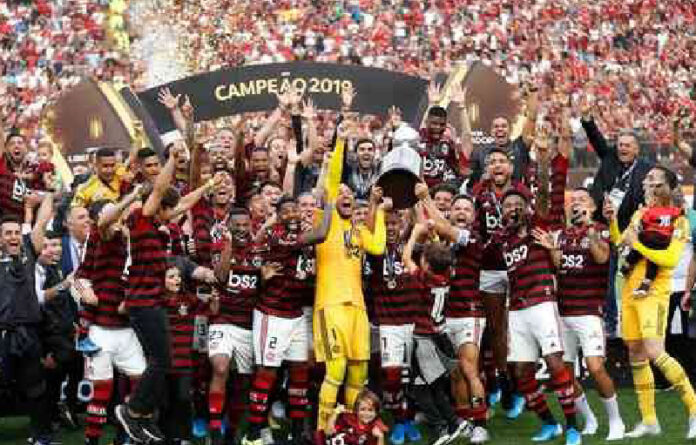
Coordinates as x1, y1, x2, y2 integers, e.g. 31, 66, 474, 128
608, 188, 626, 211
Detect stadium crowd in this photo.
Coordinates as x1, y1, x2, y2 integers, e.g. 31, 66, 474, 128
2, 1, 696, 445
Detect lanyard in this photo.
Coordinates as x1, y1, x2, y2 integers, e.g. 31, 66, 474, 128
614, 160, 637, 191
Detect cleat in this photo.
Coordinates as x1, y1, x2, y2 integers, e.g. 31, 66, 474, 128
76, 337, 102, 356
565, 427, 582, 445
580, 418, 597, 436
429, 428, 451, 445
139, 417, 165, 442
531, 423, 563, 442
390, 423, 405, 445
487, 389, 501, 407
114, 404, 150, 444
606, 421, 625, 441
192, 417, 208, 438
625, 422, 661, 438
505, 395, 525, 420
404, 420, 421, 442
687, 416, 696, 439
448, 419, 473, 441
470, 426, 490, 444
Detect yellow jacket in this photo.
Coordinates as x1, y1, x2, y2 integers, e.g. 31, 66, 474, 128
610, 209, 687, 302
315, 138, 386, 311
71, 164, 127, 208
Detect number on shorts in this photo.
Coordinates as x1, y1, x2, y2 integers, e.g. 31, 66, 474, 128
330, 433, 346, 445
268, 336, 278, 349
209, 330, 223, 340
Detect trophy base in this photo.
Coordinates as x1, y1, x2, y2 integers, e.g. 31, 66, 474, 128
377, 168, 420, 210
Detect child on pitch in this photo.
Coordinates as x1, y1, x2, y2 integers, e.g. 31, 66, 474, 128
325, 389, 388, 445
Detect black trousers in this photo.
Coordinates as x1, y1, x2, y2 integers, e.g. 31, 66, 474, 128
128, 307, 171, 415
2, 327, 51, 437
44, 333, 82, 416
161, 374, 193, 441
410, 376, 458, 431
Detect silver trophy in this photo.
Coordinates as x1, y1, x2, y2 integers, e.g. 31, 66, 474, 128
377, 124, 423, 209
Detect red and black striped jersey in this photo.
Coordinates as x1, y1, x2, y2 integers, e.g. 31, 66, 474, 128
418, 129, 463, 188
448, 235, 484, 318
365, 243, 415, 326
524, 154, 568, 230
473, 179, 530, 270
0, 155, 25, 219
557, 223, 610, 317
212, 244, 264, 329
411, 269, 450, 335
326, 413, 387, 445
76, 226, 128, 327
287, 244, 316, 309
190, 199, 229, 267
499, 226, 556, 310
164, 292, 201, 375
257, 227, 305, 319
126, 209, 169, 307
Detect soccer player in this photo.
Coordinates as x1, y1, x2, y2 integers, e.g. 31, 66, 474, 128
535, 187, 626, 440
77, 191, 146, 445
207, 208, 264, 444
243, 195, 334, 445
115, 146, 218, 443
607, 166, 696, 439
365, 210, 420, 444
420, 188, 489, 444
0, 129, 28, 218
403, 223, 471, 445
471, 149, 528, 416
314, 128, 387, 433
418, 82, 472, 189
499, 143, 581, 445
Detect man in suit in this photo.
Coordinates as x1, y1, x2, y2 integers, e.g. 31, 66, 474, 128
580, 102, 653, 339
56, 205, 93, 429
61, 206, 90, 276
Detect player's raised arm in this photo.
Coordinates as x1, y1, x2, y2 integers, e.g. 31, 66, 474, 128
402, 222, 426, 273
359, 196, 388, 256
300, 198, 334, 246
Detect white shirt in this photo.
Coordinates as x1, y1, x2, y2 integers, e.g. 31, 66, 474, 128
70, 235, 87, 270
35, 263, 47, 306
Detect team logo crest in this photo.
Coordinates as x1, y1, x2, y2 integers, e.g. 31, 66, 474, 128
179, 304, 188, 316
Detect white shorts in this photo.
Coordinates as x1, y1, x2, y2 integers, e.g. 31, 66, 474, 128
379, 324, 414, 368
479, 270, 509, 294
562, 315, 606, 363
208, 323, 254, 375
446, 317, 486, 349
508, 301, 564, 362
85, 325, 146, 381
253, 310, 309, 367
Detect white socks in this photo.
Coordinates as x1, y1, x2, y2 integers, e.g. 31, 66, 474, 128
576, 393, 598, 435
601, 394, 622, 423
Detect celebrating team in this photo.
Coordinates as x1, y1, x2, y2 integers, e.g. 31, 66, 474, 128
2, 83, 696, 445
